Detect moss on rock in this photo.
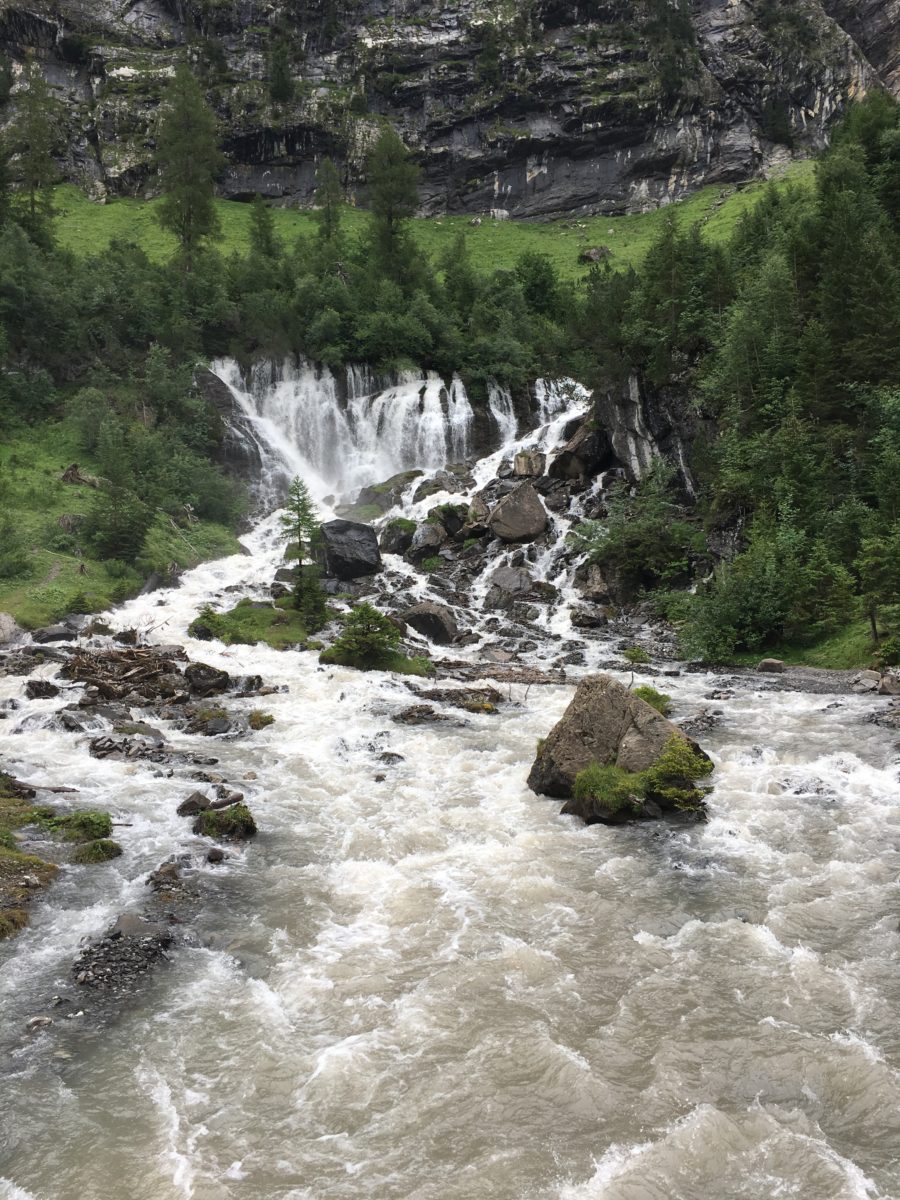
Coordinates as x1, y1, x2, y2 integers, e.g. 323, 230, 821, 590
71, 838, 123, 864
193, 803, 257, 840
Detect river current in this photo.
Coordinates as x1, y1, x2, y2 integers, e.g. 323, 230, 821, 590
2, 366, 899, 1200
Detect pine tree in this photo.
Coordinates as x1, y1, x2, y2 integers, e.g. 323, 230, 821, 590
156, 63, 223, 266
249, 193, 278, 259
366, 126, 420, 281
15, 61, 58, 245
269, 41, 294, 105
313, 157, 343, 244
280, 476, 321, 613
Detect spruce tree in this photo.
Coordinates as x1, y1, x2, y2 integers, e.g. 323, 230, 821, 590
366, 126, 420, 281
249, 193, 278, 259
15, 61, 58, 245
269, 41, 294, 105
313, 157, 343, 244
156, 63, 223, 266
280, 476, 322, 616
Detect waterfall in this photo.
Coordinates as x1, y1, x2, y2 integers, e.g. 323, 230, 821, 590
213, 358, 477, 505
487, 380, 518, 446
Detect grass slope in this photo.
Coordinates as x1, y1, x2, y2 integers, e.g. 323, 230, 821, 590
0, 421, 240, 628
54, 162, 814, 278
727, 620, 878, 671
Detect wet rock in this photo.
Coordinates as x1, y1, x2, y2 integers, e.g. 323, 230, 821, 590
24, 679, 60, 700
402, 602, 459, 645
380, 518, 417, 556
379, 751, 405, 765
73, 915, 173, 991
31, 623, 74, 644
427, 503, 467, 537
177, 792, 211, 817
573, 561, 612, 605
184, 710, 233, 737
89, 735, 169, 763
484, 565, 534, 610
680, 709, 722, 736
410, 685, 501, 714
351, 470, 424, 515
319, 519, 383, 580
482, 646, 516, 663
488, 483, 549, 543
206, 847, 226, 864
0, 612, 22, 646
549, 421, 614, 481
412, 467, 475, 503
192, 803, 257, 840
147, 861, 182, 890
407, 521, 447, 563
273, 566, 298, 584
757, 658, 785, 673
184, 662, 231, 697
528, 673, 708, 800
570, 609, 608, 630
393, 704, 451, 725
513, 449, 546, 477
851, 670, 882, 693
879, 673, 900, 696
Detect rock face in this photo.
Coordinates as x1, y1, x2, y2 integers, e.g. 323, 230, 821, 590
0, 613, 22, 646
0, 1, 893, 217
402, 602, 458, 645
527, 673, 701, 799
488, 483, 549, 543
319, 519, 383, 580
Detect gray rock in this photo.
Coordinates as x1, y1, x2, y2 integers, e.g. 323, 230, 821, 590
184, 662, 232, 696
488, 483, 549, 543
320, 519, 383, 580
24, 679, 60, 700
177, 792, 211, 817
513, 450, 546, 477
528, 673, 708, 801
406, 521, 447, 563
0, 613, 22, 646
757, 658, 785, 673
402, 602, 458, 645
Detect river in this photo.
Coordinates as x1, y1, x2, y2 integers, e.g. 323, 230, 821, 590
1, 365, 899, 1200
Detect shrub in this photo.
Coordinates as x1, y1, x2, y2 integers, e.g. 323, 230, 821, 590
321, 602, 401, 669
248, 710, 274, 730
47, 810, 113, 841
623, 645, 651, 665
644, 735, 714, 810
633, 684, 672, 714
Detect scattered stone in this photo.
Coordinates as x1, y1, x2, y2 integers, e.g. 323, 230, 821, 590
24, 679, 60, 699
73, 915, 173, 991
177, 792, 211, 817
393, 705, 451, 725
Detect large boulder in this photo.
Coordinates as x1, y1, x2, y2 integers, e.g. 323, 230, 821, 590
406, 521, 447, 563
548, 420, 614, 481
184, 662, 231, 696
319, 520, 383, 580
527, 673, 707, 800
484, 564, 534, 610
488, 483, 549, 543
402, 602, 458, 645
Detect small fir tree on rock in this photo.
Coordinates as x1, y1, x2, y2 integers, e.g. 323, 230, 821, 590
280, 476, 326, 628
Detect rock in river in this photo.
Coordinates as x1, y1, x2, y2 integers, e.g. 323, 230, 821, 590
488, 483, 549, 543
320, 520, 383, 580
402, 602, 458, 645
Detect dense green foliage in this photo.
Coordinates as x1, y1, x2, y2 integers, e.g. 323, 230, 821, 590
632, 685, 672, 715
189, 596, 310, 649
280, 476, 326, 627
575, 92, 900, 661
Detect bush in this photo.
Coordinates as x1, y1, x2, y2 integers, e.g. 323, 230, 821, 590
573, 763, 643, 815
321, 602, 401, 668
573, 735, 713, 818
623, 645, 651, 665
248, 710, 274, 730
633, 685, 671, 714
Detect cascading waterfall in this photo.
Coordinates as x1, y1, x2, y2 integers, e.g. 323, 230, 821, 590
487, 380, 518, 445
214, 358, 485, 504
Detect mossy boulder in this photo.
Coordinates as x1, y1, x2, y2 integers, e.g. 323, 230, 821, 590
72, 838, 123, 864
192, 803, 257, 840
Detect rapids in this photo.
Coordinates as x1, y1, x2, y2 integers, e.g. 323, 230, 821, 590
1, 367, 900, 1200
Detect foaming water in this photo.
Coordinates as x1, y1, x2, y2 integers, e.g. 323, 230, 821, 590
2, 387, 900, 1199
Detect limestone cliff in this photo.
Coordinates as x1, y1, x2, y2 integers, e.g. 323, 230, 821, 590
0, 0, 896, 216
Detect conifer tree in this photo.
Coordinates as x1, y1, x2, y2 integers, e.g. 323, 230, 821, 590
366, 126, 420, 281
269, 41, 294, 105
313, 157, 343, 244
15, 61, 58, 245
156, 63, 223, 266
280, 476, 321, 615
249, 193, 278, 259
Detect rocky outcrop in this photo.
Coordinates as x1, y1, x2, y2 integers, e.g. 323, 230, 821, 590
527, 673, 704, 799
0, 613, 21, 646
0, 0, 892, 217
319, 519, 383, 580
488, 482, 549, 543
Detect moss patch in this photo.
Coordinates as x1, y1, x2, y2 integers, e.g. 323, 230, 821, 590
193, 803, 258, 840
632, 685, 672, 715
71, 838, 123, 864
43, 810, 113, 842
248, 710, 274, 730
319, 647, 434, 676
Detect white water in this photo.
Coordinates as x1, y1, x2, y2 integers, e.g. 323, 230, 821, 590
2, 376, 900, 1200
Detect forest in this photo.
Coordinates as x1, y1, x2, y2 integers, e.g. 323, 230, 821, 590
1, 59, 899, 663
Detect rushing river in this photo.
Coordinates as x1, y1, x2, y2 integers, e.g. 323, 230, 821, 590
2, 368, 899, 1200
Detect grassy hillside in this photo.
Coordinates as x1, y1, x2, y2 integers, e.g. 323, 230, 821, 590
54, 161, 814, 278
0, 422, 240, 628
